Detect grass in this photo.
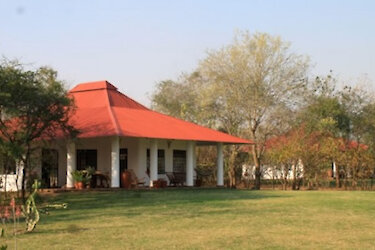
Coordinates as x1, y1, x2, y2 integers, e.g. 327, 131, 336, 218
2, 188, 375, 249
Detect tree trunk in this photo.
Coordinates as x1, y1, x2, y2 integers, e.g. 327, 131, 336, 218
292, 164, 297, 190
253, 157, 261, 190
283, 165, 288, 190
21, 148, 31, 203
228, 147, 237, 189
314, 172, 318, 189
251, 144, 261, 190
335, 165, 341, 188
352, 165, 357, 189
249, 126, 261, 190
21, 160, 27, 203
307, 179, 312, 190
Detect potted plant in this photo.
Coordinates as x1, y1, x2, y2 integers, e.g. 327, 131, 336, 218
83, 167, 95, 188
72, 170, 84, 189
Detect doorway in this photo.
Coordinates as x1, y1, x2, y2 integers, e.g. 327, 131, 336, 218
120, 148, 128, 186
42, 149, 59, 188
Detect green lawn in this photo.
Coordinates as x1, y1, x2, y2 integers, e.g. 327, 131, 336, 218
2, 189, 375, 249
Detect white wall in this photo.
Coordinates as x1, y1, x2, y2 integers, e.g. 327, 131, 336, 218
1, 136, 198, 190
242, 162, 304, 180
136, 139, 189, 185
61, 137, 192, 187
0, 174, 21, 192
0, 164, 23, 192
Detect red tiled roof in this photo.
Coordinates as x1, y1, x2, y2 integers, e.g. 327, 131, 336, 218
68, 81, 252, 144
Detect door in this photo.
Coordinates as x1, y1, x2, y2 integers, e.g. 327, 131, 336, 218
120, 148, 128, 172
42, 149, 59, 188
120, 148, 128, 186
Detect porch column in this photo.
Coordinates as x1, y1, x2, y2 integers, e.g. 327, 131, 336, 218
66, 141, 76, 188
111, 136, 120, 188
186, 141, 194, 186
217, 142, 224, 186
193, 144, 197, 170
150, 139, 158, 187
332, 162, 336, 178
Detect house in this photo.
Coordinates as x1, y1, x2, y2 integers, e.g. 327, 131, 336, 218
240, 135, 368, 182
0, 81, 251, 191
242, 161, 304, 181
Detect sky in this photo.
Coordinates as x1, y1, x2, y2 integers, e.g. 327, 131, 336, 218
1, 0, 374, 106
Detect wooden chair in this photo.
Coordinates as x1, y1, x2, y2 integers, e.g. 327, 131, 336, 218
174, 172, 185, 186
128, 169, 146, 187
166, 172, 185, 186
91, 171, 110, 188
166, 172, 177, 186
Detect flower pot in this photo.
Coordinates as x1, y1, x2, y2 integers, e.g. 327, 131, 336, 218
153, 179, 167, 188
160, 179, 167, 188
121, 171, 132, 189
152, 180, 161, 188
74, 181, 84, 190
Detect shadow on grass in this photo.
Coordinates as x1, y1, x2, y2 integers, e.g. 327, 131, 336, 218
49, 188, 284, 209
38, 188, 288, 224
32, 223, 89, 235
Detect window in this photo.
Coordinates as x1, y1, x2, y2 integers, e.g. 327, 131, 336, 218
0, 154, 16, 174
146, 149, 165, 174
77, 150, 97, 170
173, 150, 186, 173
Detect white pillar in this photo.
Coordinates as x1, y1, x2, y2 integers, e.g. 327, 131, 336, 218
193, 143, 197, 170
332, 162, 336, 178
16, 159, 24, 191
217, 142, 224, 186
66, 141, 76, 188
186, 141, 194, 186
111, 136, 120, 188
150, 139, 158, 186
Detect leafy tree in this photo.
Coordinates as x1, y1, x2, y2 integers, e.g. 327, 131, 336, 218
153, 31, 309, 189
0, 60, 77, 200
337, 84, 375, 188
265, 126, 335, 190
294, 75, 375, 189
151, 77, 202, 124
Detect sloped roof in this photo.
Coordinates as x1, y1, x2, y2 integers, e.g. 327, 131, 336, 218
68, 81, 252, 144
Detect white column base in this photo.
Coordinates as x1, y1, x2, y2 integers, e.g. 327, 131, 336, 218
66, 141, 76, 188
111, 136, 120, 188
186, 141, 194, 186
150, 139, 158, 187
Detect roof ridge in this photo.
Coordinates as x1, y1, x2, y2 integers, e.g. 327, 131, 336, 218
70, 80, 117, 93
105, 87, 122, 136
114, 90, 149, 110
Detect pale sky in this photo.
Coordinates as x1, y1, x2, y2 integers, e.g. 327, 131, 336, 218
1, 0, 374, 106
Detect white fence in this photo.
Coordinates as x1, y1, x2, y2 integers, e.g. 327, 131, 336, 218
242, 162, 304, 180
0, 174, 22, 192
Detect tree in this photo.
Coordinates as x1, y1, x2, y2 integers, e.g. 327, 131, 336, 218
197, 32, 309, 189
293, 75, 375, 189
152, 32, 310, 189
151, 77, 201, 124
0, 60, 77, 200
337, 84, 375, 188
